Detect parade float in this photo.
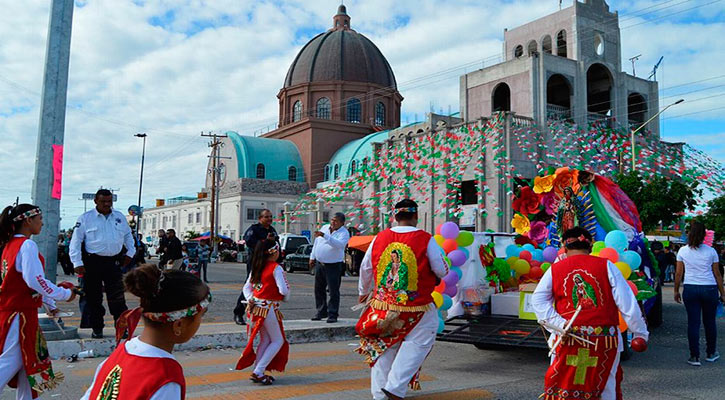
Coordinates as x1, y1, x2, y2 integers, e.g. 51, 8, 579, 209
434, 167, 660, 357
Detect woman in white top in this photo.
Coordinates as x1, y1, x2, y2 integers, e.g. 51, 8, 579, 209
674, 221, 725, 366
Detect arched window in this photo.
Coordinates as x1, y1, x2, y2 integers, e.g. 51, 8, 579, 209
363, 157, 369, 170
316, 97, 331, 119
292, 101, 302, 122
514, 45, 524, 58
594, 32, 604, 56
346, 98, 361, 123
288, 166, 297, 181
256, 163, 265, 179
527, 40, 537, 56
324, 165, 331, 181
556, 30, 567, 57
350, 160, 357, 175
333, 164, 340, 180
542, 35, 552, 54
374, 102, 385, 126
492, 82, 511, 113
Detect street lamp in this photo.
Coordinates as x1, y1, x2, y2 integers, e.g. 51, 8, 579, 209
134, 133, 147, 238
630, 99, 684, 171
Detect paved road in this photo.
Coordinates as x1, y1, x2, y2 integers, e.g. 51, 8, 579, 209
57, 260, 360, 330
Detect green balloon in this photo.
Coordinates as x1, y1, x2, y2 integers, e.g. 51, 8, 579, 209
592, 241, 606, 253
541, 262, 551, 272
456, 231, 475, 247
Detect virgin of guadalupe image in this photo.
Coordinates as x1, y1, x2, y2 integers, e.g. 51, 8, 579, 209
382, 249, 408, 291
571, 273, 598, 310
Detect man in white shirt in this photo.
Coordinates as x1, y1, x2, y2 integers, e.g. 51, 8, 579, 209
70, 189, 136, 338
309, 212, 350, 323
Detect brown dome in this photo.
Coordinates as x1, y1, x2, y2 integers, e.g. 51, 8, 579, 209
283, 6, 397, 89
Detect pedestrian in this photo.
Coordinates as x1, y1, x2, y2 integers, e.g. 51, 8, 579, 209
181, 244, 190, 271
309, 212, 350, 323
164, 229, 184, 270
651, 241, 667, 285
57, 232, 74, 275
356, 199, 448, 400
0, 203, 78, 398
69, 189, 136, 339
235, 239, 290, 384
156, 229, 168, 267
531, 226, 648, 400
81, 264, 211, 399
198, 240, 210, 283
674, 221, 724, 365
234, 209, 277, 325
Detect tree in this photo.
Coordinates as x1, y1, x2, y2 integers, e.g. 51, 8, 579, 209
616, 172, 699, 233
699, 195, 725, 242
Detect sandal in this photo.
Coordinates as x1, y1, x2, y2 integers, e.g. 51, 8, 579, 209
250, 373, 274, 385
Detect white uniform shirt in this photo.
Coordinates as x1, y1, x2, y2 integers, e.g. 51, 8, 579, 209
358, 226, 449, 296
243, 264, 291, 304
12, 234, 72, 309
531, 259, 649, 351
310, 224, 350, 264
69, 208, 136, 267
80, 337, 182, 400
677, 244, 719, 286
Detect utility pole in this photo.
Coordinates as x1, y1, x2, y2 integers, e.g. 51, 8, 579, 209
202, 131, 228, 257
134, 133, 147, 239
629, 54, 641, 77
31, 0, 74, 283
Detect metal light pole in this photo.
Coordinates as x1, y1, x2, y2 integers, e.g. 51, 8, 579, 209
134, 133, 147, 237
631, 99, 684, 171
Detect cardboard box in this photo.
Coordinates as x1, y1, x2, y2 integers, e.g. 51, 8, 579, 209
518, 283, 538, 320
491, 291, 520, 316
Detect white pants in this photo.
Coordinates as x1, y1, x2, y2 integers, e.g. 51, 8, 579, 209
371, 308, 438, 400
549, 350, 620, 400
253, 309, 284, 376
0, 315, 33, 400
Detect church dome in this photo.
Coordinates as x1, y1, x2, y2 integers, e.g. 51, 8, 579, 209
283, 5, 397, 89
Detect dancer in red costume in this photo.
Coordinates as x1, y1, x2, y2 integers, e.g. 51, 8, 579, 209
532, 227, 648, 400
356, 199, 449, 400
82, 264, 210, 399
0, 204, 77, 399
236, 239, 290, 385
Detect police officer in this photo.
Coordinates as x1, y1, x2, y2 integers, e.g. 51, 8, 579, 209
69, 189, 135, 338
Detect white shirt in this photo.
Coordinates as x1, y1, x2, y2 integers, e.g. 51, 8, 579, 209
310, 224, 350, 264
11, 235, 72, 309
531, 259, 649, 352
81, 337, 181, 400
677, 244, 719, 286
69, 208, 136, 267
358, 226, 449, 296
242, 264, 290, 303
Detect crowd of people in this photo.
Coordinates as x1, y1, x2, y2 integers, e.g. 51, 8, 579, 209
1, 191, 723, 399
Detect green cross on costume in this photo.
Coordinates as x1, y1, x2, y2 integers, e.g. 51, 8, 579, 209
566, 348, 598, 385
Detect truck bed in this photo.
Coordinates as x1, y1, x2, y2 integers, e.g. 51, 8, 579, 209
437, 314, 550, 349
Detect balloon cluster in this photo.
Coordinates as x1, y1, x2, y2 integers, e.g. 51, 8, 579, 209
503, 243, 552, 283
432, 222, 474, 333
591, 230, 641, 281
704, 229, 715, 247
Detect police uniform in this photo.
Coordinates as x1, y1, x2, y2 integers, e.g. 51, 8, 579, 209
69, 208, 136, 335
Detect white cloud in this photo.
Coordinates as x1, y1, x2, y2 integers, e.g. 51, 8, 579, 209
0, 0, 723, 227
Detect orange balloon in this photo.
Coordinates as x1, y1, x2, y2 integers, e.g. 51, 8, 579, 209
434, 280, 446, 293
599, 248, 619, 263
618, 313, 628, 332
442, 239, 458, 254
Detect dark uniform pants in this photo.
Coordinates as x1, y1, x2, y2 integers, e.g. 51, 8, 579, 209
82, 253, 128, 332
314, 261, 343, 319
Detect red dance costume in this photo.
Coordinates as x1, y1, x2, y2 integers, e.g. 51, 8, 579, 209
236, 261, 289, 372
0, 237, 63, 397
544, 254, 622, 400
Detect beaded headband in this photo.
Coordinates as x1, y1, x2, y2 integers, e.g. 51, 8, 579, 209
393, 207, 417, 215
267, 243, 280, 254
12, 208, 41, 222
565, 235, 591, 245
143, 292, 212, 323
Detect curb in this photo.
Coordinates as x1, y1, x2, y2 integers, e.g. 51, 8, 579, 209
48, 320, 358, 358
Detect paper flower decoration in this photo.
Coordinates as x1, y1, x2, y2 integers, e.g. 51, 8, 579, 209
553, 167, 580, 197
533, 174, 556, 194
541, 191, 557, 215
512, 186, 541, 215
511, 213, 531, 235
528, 220, 549, 243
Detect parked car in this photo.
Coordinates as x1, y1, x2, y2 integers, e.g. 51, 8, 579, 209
278, 233, 310, 261
283, 244, 314, 274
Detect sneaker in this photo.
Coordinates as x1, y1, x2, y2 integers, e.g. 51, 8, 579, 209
311, 314, 327, 321
687, 357, 701, 366
234, 314, 246, 326
326, 317, 338, 323
705, 352, 720, 362
91, 331, 104, 339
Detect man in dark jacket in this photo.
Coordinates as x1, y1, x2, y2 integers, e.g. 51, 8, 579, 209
164, 229, 184, 270
233, 209, 277, 325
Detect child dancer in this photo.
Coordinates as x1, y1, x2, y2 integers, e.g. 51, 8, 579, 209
82, 264, 211, 399
0, 204, 77, 399
236, 239, 290, 385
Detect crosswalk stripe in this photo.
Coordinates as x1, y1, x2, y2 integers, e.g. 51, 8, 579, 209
409, 388, 494, 400
185, 362, 363, 386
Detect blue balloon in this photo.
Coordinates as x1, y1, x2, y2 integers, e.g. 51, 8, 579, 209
620, 250, 642, 269
505, 244, 522, 258
605, 230, 629, 252
459, 247, 470, 260
451, 266, 463, 280
441, 294, 453, 310
437, 318, 445, 333
522, 243, 536, 252
532, 249, 544, 262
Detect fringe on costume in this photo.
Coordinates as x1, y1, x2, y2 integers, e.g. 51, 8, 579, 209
369, 298, 430, 313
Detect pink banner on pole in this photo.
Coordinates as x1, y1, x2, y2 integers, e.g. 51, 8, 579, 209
52, 144, 63, 199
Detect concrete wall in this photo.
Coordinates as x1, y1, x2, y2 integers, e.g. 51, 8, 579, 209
461, 57, 532, 120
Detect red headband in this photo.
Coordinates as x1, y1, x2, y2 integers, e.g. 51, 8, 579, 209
565, 235, 591, 245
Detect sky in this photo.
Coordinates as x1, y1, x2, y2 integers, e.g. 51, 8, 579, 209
1, 0, 724, 228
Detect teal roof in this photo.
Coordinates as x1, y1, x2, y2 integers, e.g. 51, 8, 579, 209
226, 131, 305, 182
323, 129, 390, 182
